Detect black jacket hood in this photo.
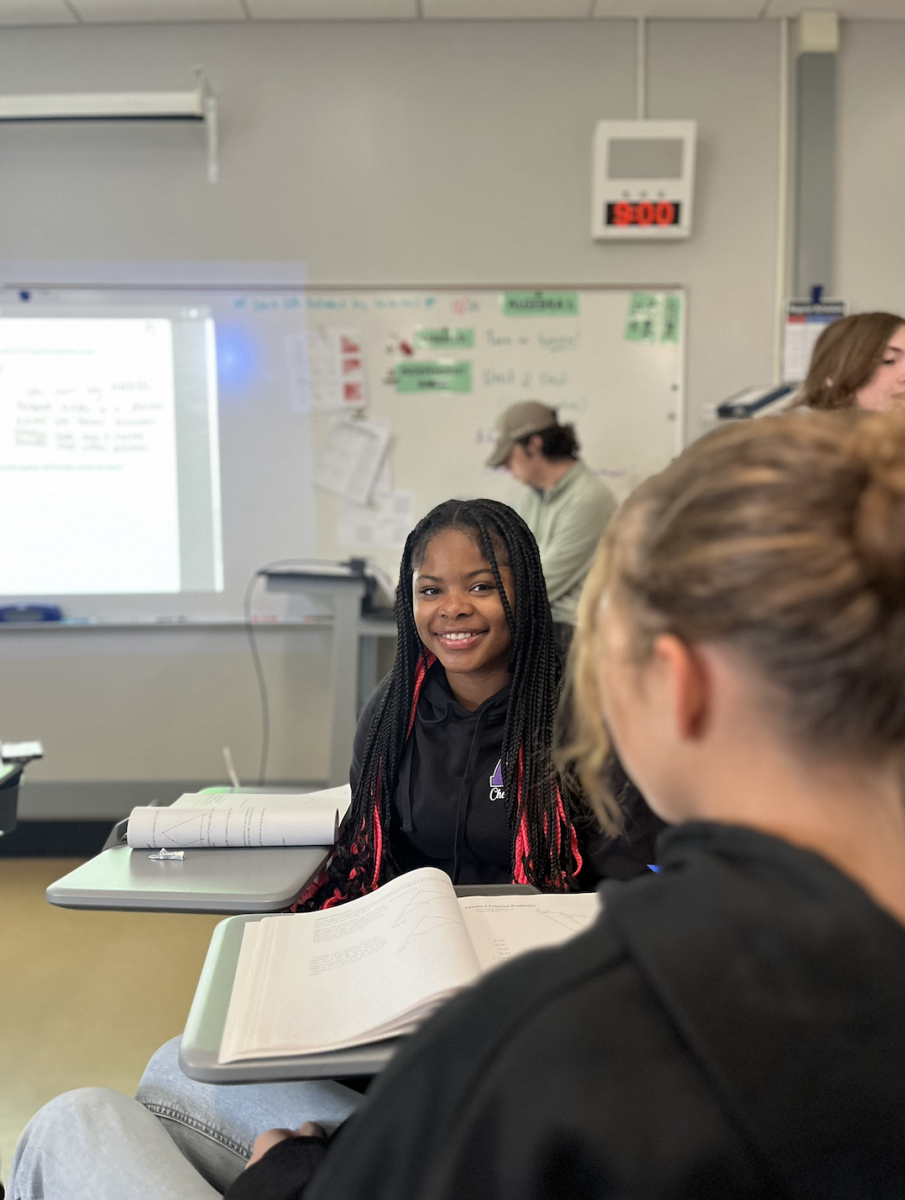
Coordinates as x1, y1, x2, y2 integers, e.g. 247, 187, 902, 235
605, 823, 905, 1197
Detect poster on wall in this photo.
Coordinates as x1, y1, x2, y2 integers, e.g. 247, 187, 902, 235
782, 299, 845, 382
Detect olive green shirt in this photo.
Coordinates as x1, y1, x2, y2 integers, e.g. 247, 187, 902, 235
518, 460, 618, 626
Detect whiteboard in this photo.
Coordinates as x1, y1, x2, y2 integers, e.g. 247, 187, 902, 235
0, 282, 684, 617
306, 286, 685, 578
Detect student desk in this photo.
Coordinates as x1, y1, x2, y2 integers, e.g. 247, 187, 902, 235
46, 845, 330, 914
179, 884, 539, 1084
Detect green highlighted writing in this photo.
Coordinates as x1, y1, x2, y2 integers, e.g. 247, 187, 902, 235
503, 292, 579, 317
396, 360, 472, 394
661, 295, 681, 344
415, 328, 475, 350
625, 293, 660, 343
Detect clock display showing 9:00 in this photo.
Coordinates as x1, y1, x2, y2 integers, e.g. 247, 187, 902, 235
605, 200, 682, 227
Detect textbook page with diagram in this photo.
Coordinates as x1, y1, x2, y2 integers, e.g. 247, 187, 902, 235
219, 866, 600, 1062
126, 784, 351, 850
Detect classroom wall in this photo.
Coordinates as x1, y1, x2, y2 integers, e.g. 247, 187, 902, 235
0, 18, 782, 430
836, 21, 905, 316
0, 16, 893, 812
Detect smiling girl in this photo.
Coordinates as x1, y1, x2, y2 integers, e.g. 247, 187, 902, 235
298, 498, 657, 909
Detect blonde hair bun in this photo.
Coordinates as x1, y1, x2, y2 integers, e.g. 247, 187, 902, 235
563, 408, 905, 778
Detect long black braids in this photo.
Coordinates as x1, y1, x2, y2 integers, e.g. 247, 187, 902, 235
296, 498, 586, 910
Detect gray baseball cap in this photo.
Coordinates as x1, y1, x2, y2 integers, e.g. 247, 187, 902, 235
485, 401, 558, 468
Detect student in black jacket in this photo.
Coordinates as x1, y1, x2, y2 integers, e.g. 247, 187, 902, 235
294, 497, 657, 910
19, 410, 905, 1199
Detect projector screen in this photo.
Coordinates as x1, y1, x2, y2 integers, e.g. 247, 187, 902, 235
0, 304, 222, 596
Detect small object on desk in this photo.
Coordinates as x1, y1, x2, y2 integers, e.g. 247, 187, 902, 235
149, 848, 185, 862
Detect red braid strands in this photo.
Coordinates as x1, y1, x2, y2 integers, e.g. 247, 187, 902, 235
513, 749, 531, 885
292, 870, 331, 911
408, 650, 436, 737
511, 749, 583, 890
513, 820, 531, 885
371, 797, 384, 890
558, 792, 583, 876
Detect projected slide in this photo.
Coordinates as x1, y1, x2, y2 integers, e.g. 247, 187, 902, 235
0, 311, 222, 596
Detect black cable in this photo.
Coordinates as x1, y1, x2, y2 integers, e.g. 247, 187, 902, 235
244, 558, 357, 787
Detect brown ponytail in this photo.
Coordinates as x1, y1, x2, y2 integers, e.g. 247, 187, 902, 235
567, 409, 905, 816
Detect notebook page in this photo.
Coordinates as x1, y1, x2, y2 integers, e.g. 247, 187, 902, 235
458, 893, 602, 973
220, 867, 481, 1060
126, 800, 339, 848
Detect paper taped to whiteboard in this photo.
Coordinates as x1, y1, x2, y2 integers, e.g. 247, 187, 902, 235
288, 328, 368, 414
339, 490, 414, 550
315, 418, 390, 505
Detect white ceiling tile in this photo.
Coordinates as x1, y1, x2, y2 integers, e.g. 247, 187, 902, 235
424, 0, 591, 18
69, 0, 246, 21
0, 0, 77, 24
246, 0, 417, 16
592, 0, 763, 16
766, 0, 905, 15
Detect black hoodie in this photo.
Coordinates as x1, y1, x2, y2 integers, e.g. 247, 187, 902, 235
349, 663, 659, 887
227, 822, 905, 1200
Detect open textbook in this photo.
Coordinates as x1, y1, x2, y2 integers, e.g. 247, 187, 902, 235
126, 784, 352, 850
219, 866, 601, 1062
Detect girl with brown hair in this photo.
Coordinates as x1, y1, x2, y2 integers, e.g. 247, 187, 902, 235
799, 310, 905, 411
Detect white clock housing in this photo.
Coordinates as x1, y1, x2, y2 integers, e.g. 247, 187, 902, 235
592, 119, 697, 240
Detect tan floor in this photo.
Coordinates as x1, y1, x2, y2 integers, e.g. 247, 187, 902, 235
0, 858, 221, 1186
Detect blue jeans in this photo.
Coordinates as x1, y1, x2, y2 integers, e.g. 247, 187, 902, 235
10, 1036, 362, 1199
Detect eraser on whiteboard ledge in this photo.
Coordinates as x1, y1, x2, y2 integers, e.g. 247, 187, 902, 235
0, 604, 62, 623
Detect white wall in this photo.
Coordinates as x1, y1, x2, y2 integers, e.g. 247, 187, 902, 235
836, 21, 905, 316
2, 625, 334, 816
0, 18, 794, 811
0, 19, 784, 426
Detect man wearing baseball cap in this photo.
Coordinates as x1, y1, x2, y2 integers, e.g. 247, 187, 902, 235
486, 401, 616, 652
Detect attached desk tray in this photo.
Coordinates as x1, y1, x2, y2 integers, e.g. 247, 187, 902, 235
46, 844, 330, 914
178, 883, 539, 1083
180, 912, 398, 1083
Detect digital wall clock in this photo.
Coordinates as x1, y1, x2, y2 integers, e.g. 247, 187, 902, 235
592, 120, 697, 240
